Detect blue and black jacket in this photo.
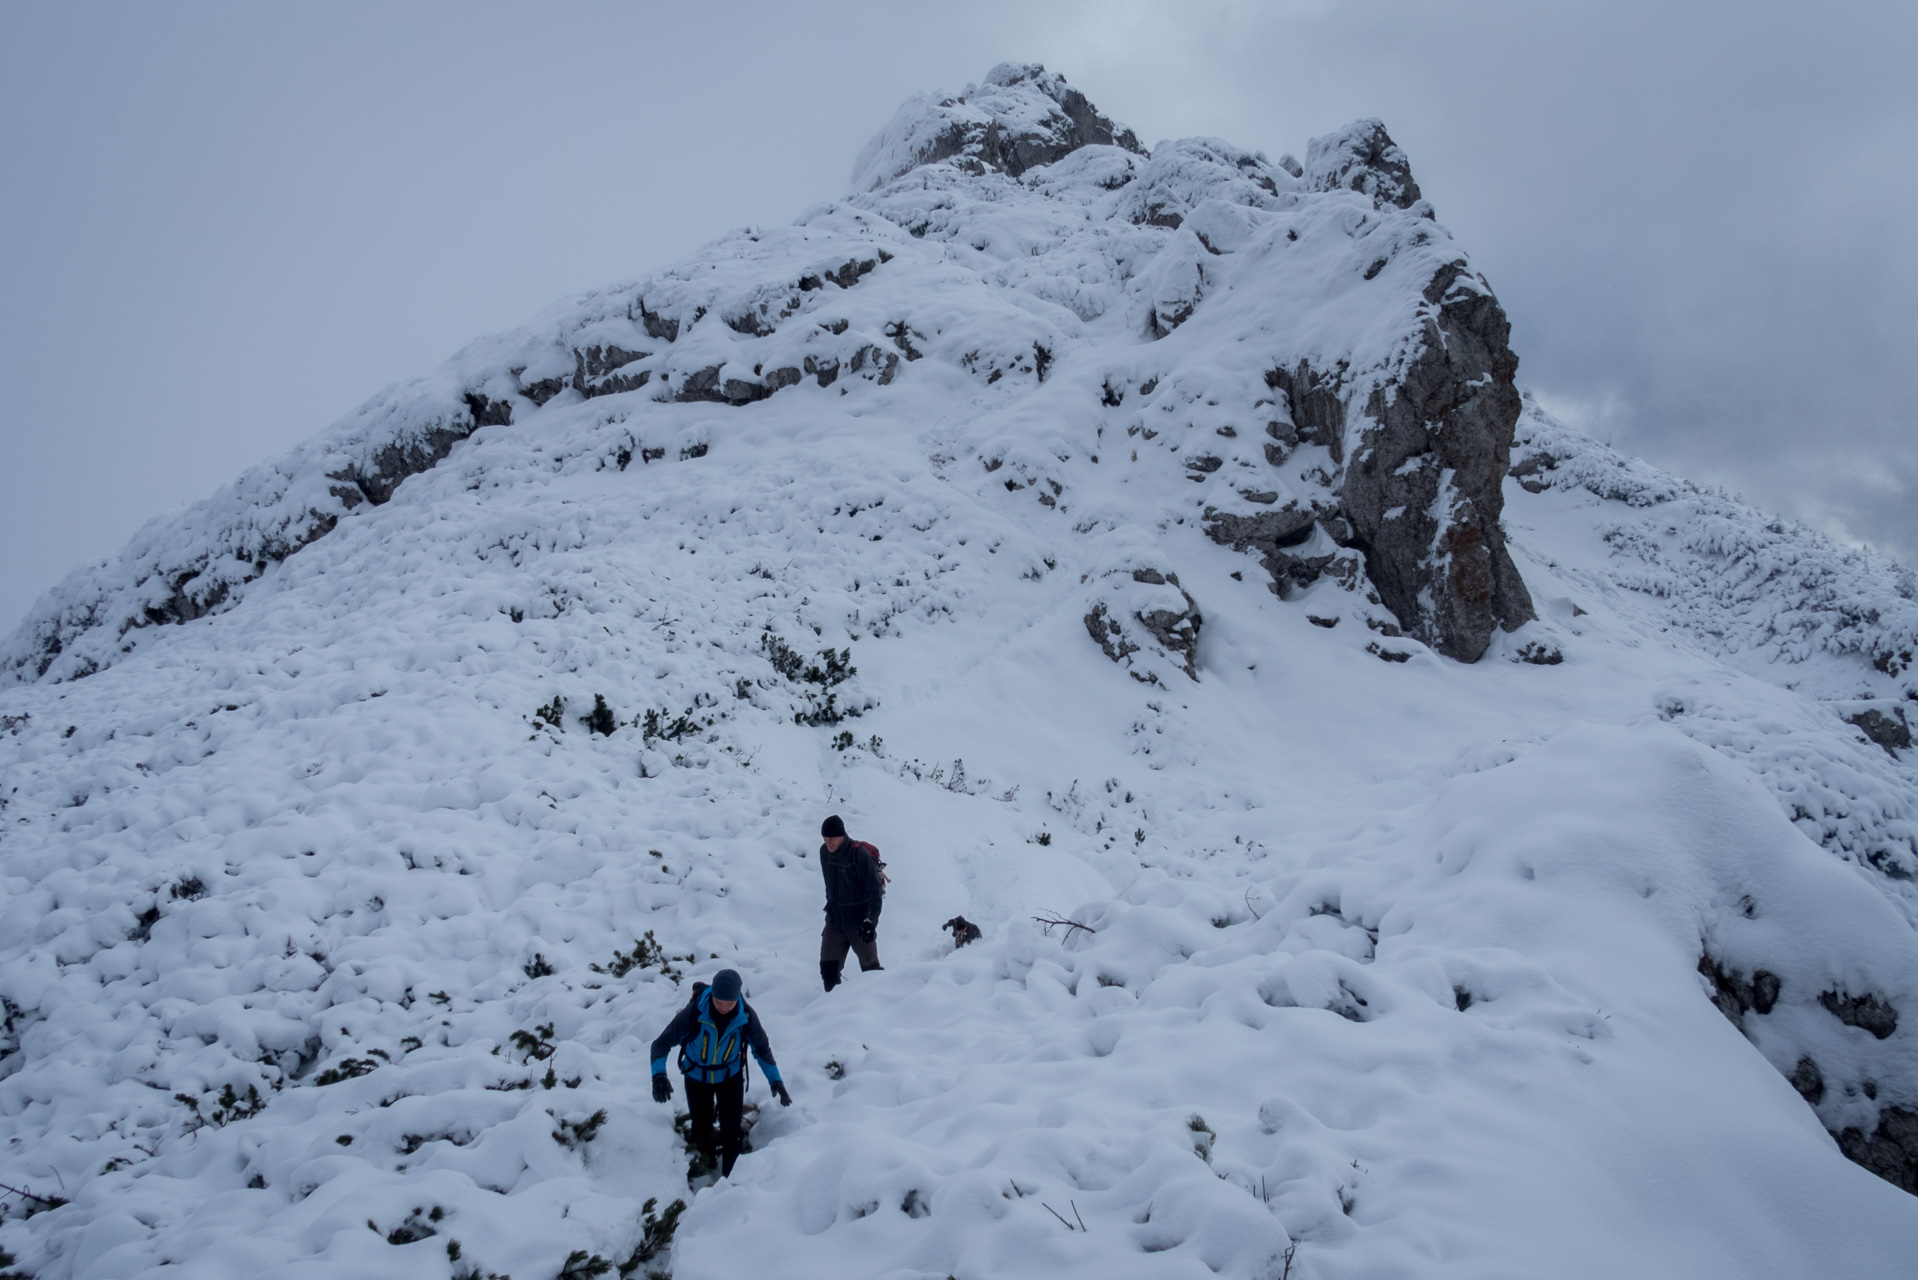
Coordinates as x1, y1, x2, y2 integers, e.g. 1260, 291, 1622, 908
649, 983, 782, 1086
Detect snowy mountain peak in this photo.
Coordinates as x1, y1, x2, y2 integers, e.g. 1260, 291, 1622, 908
850, 62, 1145, 192
4, 67, 1918, 1280
0, 67, 1533, 680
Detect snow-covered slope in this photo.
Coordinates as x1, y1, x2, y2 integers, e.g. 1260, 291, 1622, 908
3, 64, 1916, 1280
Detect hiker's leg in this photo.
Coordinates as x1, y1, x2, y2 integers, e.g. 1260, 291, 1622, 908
852, 932, 883, 972
820, 924, 851, 991
684, 1078, 716, 1161
716, 1075, 745, 1176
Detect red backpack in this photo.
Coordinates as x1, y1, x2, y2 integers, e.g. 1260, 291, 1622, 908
851, 839, 889, 886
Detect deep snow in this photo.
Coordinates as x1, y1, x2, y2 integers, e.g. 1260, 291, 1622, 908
3, 64, 1917, 1280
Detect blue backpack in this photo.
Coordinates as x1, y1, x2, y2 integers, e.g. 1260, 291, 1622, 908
678, 986, 750, 1084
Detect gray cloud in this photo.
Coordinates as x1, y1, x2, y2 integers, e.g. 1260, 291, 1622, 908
4, 0, 1913, 632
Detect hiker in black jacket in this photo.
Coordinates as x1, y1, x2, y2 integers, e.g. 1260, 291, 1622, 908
818, 814, 884, 991
650, 968, 788, 1178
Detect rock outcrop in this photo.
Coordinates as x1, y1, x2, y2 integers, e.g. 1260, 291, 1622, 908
852, 62, 1144, 191
1084, 566, 1202, 684
1205, 126, 1535, 662
1332, 256, 1536, 660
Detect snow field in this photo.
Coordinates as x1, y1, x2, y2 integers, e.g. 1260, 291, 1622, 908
6, 370, 1918, 1275
5, 63, 1918, 1280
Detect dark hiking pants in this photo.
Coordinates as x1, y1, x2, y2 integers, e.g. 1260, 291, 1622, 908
820, 921, 882, 990
684, 1073, 745, 1176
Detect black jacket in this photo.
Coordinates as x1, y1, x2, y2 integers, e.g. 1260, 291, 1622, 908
820, 838, 884, 933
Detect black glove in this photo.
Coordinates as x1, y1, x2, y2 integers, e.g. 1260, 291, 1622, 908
858, 918, 877, 944
651, 1074, 672, 1103
771, 1080, 792, 1107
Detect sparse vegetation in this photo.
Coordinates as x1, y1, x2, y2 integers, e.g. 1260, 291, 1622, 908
590, 931, 684, 981
552, 1110, 608, 1149
1188, 1113, 1215, 1162
582, 694, 618, 736
312, 1058, 378, 1086
531, 696, 566, 733
558, 1250, 612, 1280
762, 630, 861, 725
511, 1023, 558, 1062
618, 1196, 687, 1276
175, 1082, 266, 1130
641, 707, 704, 742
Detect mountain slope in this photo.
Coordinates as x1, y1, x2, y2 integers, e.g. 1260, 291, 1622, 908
3, 64, 1916, 1280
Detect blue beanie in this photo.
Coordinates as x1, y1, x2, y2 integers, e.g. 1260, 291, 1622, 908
710, 969, 742, 1001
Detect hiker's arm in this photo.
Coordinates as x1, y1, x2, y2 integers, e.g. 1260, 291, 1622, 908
746, 1010, 781, 1082
649, 1006, 694, 1075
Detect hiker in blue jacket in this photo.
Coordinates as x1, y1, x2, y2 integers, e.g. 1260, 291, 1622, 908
649, 968, 789, 1177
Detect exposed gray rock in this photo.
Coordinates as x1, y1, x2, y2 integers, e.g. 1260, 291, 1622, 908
1790, 1055, 1826, 1105
1084, 602, 1140, 666
328, 393, 507, 509
1304, 119, 1423, 210
1698, 954, 1781, 1027
517, 373, 569, 407
1265, 363, 1347, 464
1509, 448, 1561, 493
1820, 988, 1899, 1039
1204, 504, 1333, 597
636, 298, 679, 343
1129, 570, 1203, 680
1838, 1106, 1918, 1195
1848, 707, 1912, 755
1203, 233, 1534, 663
854, 63, 1144, 191
1332, 260, 1536, 661
1085, 569, 1203, 682
574, 344, 652, 399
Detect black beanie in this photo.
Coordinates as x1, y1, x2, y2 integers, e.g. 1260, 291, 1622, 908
821, 814, 847, 839
710, 969, 742, 1001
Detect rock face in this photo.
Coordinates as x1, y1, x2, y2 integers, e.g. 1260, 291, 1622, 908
1206, 124, 1536, 661
1850, 707, 1913, 756
1331, 258, 1536, 660
1304, 118, 1423, 209
1840, 1107, 1918, 1194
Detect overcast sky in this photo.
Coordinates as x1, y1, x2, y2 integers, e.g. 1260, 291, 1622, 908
4, 1, 1914, 633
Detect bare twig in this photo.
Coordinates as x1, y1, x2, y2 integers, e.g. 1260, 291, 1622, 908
1032, 912, 1096, 939
1244, 888, 1265, 921
1280, 1242, 1297, 1279
0, 1180, 68, 1208
1072, 1200, 1086, 1231
1041, 1202, 1078, 1230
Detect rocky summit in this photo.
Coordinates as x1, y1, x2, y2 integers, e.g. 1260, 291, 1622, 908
3, 64, 1917, 1280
